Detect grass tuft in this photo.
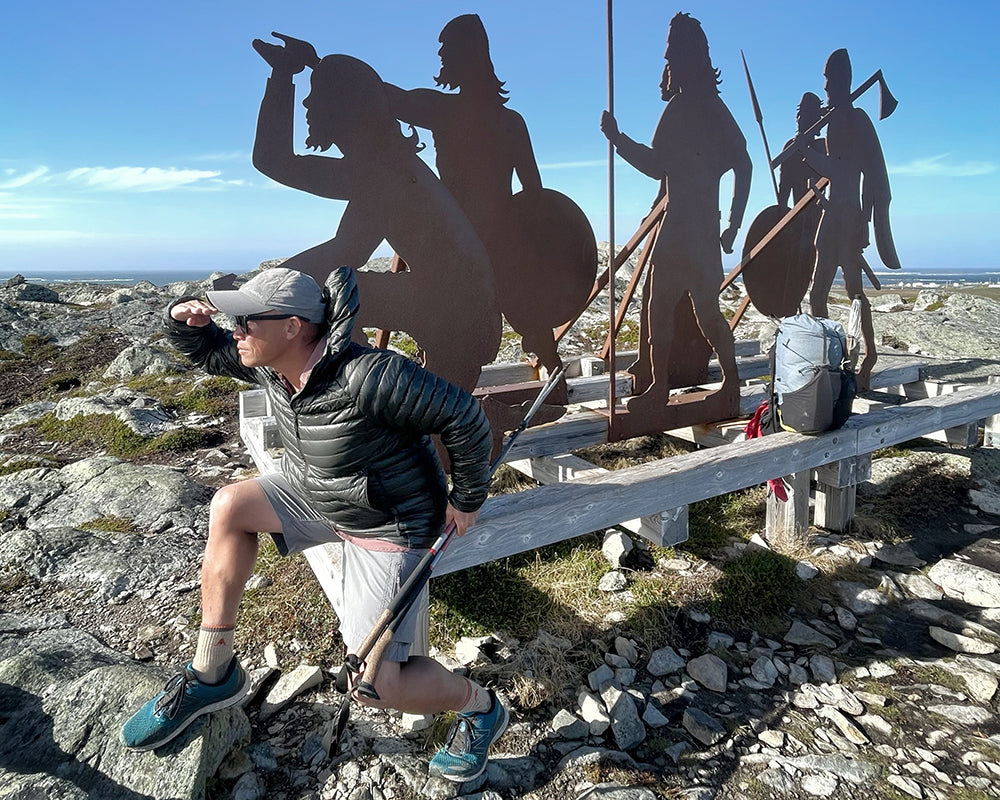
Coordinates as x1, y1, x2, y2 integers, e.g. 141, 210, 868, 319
709, 549, 803, 626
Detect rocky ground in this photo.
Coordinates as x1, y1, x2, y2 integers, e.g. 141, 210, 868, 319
2, 266, 1000, 800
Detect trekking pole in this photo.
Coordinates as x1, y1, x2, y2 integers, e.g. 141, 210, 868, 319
335, 366, 566, 704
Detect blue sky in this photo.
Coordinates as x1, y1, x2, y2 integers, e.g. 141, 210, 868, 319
3, 0, 998, 276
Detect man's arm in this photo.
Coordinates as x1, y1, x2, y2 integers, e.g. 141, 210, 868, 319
349, 355, 492, 530
163, 298, 258, 384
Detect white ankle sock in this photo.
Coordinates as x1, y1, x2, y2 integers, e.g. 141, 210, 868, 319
192, 625, 235, 684
457, 679, 492, 715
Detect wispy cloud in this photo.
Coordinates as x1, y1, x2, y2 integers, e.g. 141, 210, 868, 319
539, 159, 605, 170
192, 150, 250, 162
64, 166, 221, 191
0, 166, 50, 189
888, 154, 997, 178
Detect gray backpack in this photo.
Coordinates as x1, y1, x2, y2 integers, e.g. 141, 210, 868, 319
765, 313, 856, 434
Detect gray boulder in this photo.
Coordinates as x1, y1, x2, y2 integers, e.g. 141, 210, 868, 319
0, 613, 249, 800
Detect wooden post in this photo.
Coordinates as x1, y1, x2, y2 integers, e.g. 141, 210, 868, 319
766, 470, 810, 545
812, 454, 870, 532
985, 376, 1000, 449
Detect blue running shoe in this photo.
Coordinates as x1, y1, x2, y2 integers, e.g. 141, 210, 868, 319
428, 690, 508, 783
121, 657, 248, 751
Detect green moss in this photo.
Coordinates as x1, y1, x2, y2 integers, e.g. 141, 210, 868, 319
21, 334, 60, 363
172, 377, 242, 415
29, 413, 214, 458
0, 457, 56, 477
125, 375, 242, 416
81, 516, 138, 532
430, 558, 551, 644
709, 549, 802, 625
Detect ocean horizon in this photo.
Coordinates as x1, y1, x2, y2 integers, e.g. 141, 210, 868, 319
1, 265, 999, 289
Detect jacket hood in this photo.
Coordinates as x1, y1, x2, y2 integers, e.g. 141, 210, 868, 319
323, 266, 360, 357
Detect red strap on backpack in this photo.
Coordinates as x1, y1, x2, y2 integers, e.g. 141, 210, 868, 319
744, 400, 788, 502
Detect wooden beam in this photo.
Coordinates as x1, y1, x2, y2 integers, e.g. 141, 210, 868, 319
507, 454, 688, 547
436, 384, 1000, 574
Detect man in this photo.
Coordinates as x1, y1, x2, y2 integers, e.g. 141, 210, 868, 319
600, 12, 751, 414
121, 265, 507, 783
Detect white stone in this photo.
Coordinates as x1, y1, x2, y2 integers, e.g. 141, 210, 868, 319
955, 669, 999, 703
614, 636, 639, 665
809, 654, 837, 684
928, 625, 997, 654
682, 707, 725, 746
817, 706, 869, 744
927, 558, 1000, 608
751, 657, 779, 688
834, 607, 857, 631
890, 572, 944, 601
647, 645, 686, 676
788, 663, 810, 686
969, 487, 1000, 516
927, 704, 994, 726
602, 530, 633, 568
801, 773, 838, 796
784, 621, 836, 648
686, 653, 728, 693
887, 774, 923, 798
454, 635, 491, 665
399, 712, 434, 732
758, 729, 785, 748
858, 713, 893, 737
868, 661, 897, 679
795, 560, 820, 580
260, 664, 323, 720
598, 570, 628, 592
578, 688, 611, 735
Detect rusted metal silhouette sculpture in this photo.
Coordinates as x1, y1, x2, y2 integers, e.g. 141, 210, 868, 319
738, 90, 826, 320
384, 14, 597, 396
600, 12, 751, 438
787, 49, 901, 390
250, 33, 501, 395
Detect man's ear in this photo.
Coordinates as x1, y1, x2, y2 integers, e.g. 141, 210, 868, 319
285, 316, 304, 341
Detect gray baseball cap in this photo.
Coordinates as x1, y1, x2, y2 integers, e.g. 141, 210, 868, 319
207, 267, 326, 323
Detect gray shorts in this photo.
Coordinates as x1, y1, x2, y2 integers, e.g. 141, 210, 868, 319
256, 474, 429, 662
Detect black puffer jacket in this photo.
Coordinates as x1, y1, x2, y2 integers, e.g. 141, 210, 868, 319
165, 266, 492, 548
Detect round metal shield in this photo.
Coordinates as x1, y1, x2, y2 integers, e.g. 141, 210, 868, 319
741, 204, 818, 318
494, 188, 597, 331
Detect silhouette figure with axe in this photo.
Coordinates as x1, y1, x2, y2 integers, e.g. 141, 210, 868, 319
793, 49, 901, 390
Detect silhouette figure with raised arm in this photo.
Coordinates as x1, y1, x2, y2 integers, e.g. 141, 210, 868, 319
601, 12, 751, 418
251, 32, 500, 394
796, 49, 899, 390
384, 14, 596, 387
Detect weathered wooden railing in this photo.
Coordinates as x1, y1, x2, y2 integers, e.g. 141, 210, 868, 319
239, 348, 1000, 617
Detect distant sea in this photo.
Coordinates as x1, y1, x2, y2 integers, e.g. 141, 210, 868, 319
1, 267, 998, 289
0, 268, 218, 287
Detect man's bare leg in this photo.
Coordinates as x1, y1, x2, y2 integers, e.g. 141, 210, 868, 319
200, 480, 280, 628
359, 656, 475, 715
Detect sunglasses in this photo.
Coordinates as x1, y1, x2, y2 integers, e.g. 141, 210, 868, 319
234, 313, 295, 332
